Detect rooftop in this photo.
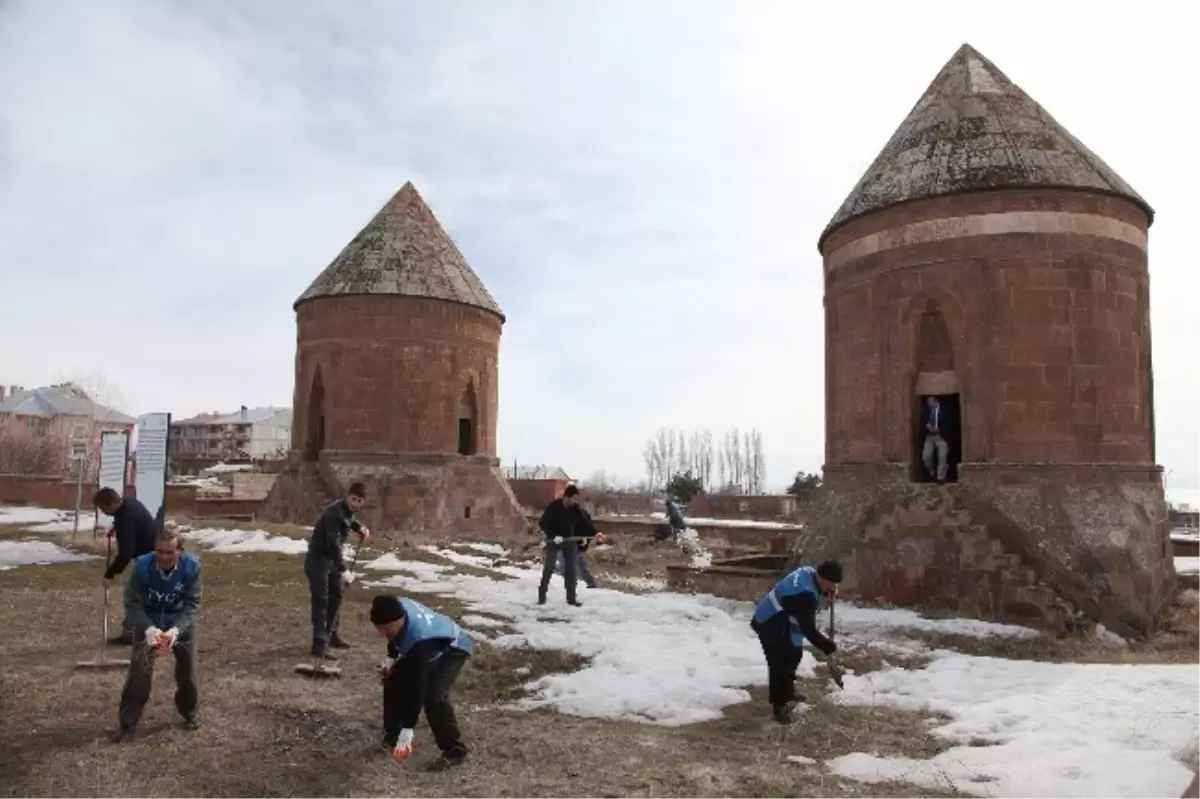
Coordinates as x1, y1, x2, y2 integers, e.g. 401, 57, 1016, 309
295, 182, 504, 319
0, 383, 136, 424
820, 43, 1153, 250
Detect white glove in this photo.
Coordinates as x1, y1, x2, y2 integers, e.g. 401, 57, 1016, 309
553, 536, 564, 545
393, 728, 415, 760
144, 626, 162, 647
162, 627, 179, 648
379, 656, 397, 677
341, 570, 356, 586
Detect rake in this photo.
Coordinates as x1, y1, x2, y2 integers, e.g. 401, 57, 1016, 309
75, 534, 131, 671
295, 536, 363, 679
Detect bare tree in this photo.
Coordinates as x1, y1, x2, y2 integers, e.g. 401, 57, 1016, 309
0, 424, 70, 475
697, 430, 714, 490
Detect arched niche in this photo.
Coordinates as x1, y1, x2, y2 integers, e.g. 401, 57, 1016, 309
304, 367, 326, 462
457, 380, 479, 456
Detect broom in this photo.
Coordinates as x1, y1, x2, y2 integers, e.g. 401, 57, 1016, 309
75, 533, 131, 671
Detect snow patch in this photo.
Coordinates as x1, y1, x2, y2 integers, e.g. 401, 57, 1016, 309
462, 614, 509, 629
1174, 556, 1199, 575
602, 574, 667, 592
183, 527, 308, 555
829, 654, 1200, 798
0, 539, 98, 570
0, 505, 70, 526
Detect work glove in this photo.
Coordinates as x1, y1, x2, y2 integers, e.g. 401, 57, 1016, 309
392, 728, 415, 760
105, 527, 115, 540
379, 656, 397, 679
553, 536, 564, 545
143, 626, 162, 648
595, 532, 607, 545
160, 627, 180, 651
358, 527, 371, 541
341, 570, 356, 587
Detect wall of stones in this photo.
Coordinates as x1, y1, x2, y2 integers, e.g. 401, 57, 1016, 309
794, 465, 1176, 637
821, 188, 1154, 467
292, 295, 502, 457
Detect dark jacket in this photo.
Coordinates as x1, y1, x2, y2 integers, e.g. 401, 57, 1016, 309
538, 498, 597, 542
105, 497, 159, 579
306, 499, 362, 572
125, 552, 203, 634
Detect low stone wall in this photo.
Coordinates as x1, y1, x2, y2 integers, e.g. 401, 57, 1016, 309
666, 555, 790, 601
1173, 538, 1199, 557
0, 473, 263, 522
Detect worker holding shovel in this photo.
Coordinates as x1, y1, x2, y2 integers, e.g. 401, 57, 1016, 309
370, 594, 473, 772
304, 482, 371, 658
536, 484, 596, 607
111, 527, 203, 743
749, 559, 843, 723
94, 487, 158, 645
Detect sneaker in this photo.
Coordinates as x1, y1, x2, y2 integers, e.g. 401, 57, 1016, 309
111, 726, 136, 743
426, 751, 467, 772
329, 633, 351, 649
181, 714, 201, 731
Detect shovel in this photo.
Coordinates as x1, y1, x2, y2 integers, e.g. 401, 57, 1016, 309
75, 535, 131, 671
295, 537, 364, 679
825, 593, 845, 689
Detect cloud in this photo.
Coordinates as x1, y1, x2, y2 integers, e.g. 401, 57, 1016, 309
0, 0, 1195, 491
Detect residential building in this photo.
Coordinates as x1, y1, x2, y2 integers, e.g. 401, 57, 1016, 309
170, 406, 292, 461
0, 383, 136, 470
503, 464, 572, 509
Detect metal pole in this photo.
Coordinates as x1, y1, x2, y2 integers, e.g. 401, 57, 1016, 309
72, 455, 83, 546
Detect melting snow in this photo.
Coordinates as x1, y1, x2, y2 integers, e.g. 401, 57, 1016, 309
828, 655, 1199, 798
0, 539, 98, 570
1175, 557, 1199, 575
361, 549, 1037, 727
456, 542, 508, 556
0, 505, 71, 526
183, 527, 308, 555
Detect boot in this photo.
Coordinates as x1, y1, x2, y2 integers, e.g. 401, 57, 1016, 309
772, 701, 799, 724
111, 726, 136, 744
181, 714, 201, 731
427, 750, 467, 772
310, 641, 338, 660
329, 631, 351, 649
537, 589, 547, 606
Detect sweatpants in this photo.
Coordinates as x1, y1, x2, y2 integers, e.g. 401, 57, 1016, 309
119, 625, 199, 730
751, 620, 803, 709
304, 556, 343, 647
539, 539, 579, 601
383, 652, 468, 757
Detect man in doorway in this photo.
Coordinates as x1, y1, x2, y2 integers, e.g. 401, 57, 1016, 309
749, 559, 842, 723
537, 484, 596, 606
305, 482, 371, 657
94, 486, 159, 645
112, 527, 203, 742
922, 395, 950, 482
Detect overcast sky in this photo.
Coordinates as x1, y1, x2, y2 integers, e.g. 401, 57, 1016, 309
0, 0, 1195, 495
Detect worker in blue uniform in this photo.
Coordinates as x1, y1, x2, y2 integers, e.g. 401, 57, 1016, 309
750, 559, 843, 723
370, 594, 473, 771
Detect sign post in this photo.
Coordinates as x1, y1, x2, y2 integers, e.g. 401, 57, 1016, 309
134, 413, 172, 532
96, 431, 131, 536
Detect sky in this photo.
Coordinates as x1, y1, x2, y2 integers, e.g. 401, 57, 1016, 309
0, 0, 1196, 493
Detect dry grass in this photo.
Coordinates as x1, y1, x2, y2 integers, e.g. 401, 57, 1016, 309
0, 531, 963, 798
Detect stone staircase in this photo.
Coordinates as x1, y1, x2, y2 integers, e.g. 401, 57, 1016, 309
843, 483, 1070, 628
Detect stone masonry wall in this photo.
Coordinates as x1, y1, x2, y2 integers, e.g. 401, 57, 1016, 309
821, 188, 1154, 467
293, 295, 502, 457
792, 464, 1175, 638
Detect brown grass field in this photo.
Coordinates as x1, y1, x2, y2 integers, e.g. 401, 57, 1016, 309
0, 519, 1195, 798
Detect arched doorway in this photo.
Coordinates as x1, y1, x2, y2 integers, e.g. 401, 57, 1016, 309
457, 382, 478, 456
305, 368, 326, 462
912, 300, 961, 482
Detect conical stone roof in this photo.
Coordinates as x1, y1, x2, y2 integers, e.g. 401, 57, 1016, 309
819, 44, 1153, 250
296, 182, 504, 320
